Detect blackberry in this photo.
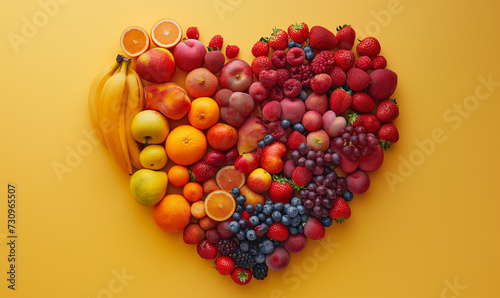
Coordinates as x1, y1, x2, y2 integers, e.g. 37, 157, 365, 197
252, 263, 269, 280
217, 239, 238, 256
231, 249, 256, 269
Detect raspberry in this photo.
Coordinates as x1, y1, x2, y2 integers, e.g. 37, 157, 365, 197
225, 45, 240, 59
286, 47, 305, 66
290, 64, 313, 88
208, 34, 223, 50
251, 56, 272, 78
329, 67, 347, 87
372, 55, 387, 69
275, 68, 291, 87
269, 86, 284, 102
355, 56, 372, 71
271, 50, 287, 68
267, 121, 291, 143
310, 50, 336, 74
186, 27, 199, 40
259, 69, 278, 87
283, 79, 302, 98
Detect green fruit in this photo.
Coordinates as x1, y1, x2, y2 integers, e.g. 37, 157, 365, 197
130, 169, 168, 206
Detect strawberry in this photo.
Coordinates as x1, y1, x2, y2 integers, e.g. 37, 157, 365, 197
329, 67, 347, 87
251, 39, 269, 57
240, 210, 252, 224
378, 122, 399, 149
336, 24, 356, 50
309, 26, 338, 51
355, 56, 372, 71
267, 222, 289, 241
346, 68, 371, 92
372, 55, 387, 69
291, 166, 313, 188
214, 256, 235, 276
329, 88, 352, 114
329, 197, 351, 223
349, 113, 381, 134
376, 99, 399, 122
356, 37, 381, 58
190, 161, 219, 182
268, 27, 288, 50
186, 27, 199, 40
268, 176, 294, 204
231, 268, 252, 285
197, 239, 217, 259
286, 131, 307, 150
351, 92, 375, 113
251, 56, 273, 78
334, 49, 355, 72
287, 22, 309, 44
225, 45, 240, 59
208, 34, 223, 51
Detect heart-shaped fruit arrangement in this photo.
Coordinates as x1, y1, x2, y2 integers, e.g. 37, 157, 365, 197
89, 19, 399, 285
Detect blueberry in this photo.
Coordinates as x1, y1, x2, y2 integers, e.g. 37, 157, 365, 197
236, 195, 246, 205
293, 123, 305, 133
289, 226, 298, 235
305, 50, 315, 61
265, 199, 274, 205
343, 190, 354, 202
257, 213, 266, 222
288, 40, 301, 48
284, 203, 291, 210
246, 230, 257, 241
232, 212, 241, 220
281, 215, 291, 225
231, 187, 240, 197
238, 219, 247, 228
321, 216, 333, 227
228, 220, 240, 233
272, 210, 282, 222
297, 225, 304, 234
255, 252, 266, 263
300, 214, 309, 223
245, 204, 254, 213
290, 216, 301, 227
273, 202, 284, 212
258, 140, 266, 148
291, 197, 302, 206
240, 241, 250, 252
262, 204, 273, 215
249, 216, 260, 226
264, 134, 274, 145
281, 119, 291, 129
236, 205, 244, 213
302, 45, 313, 53
298, 90, 308, 101
255, 203, 263, 212
286, 206, 299, 218
236, 230, 246, 241
265, 217, 273, 225
297, 205, 306, 215
259, 239, 275, 254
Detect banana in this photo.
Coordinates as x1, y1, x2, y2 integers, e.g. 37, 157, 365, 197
99, 60, 133, 174
124, 65, 145, 170
88, 61, 119, 147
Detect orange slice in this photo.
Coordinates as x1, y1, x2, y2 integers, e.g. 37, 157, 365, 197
120, 26, 150, 57
151, 19, 182, 49
215, 165, 246, 192
204, 190, 236, 221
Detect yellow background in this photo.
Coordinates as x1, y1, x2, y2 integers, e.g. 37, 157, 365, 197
1, 0, 500, 297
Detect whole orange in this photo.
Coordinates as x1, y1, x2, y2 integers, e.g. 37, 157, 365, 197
165, 125, 207, 165
206, 123, 238, 151
187, 97, 220, 130
153, 194, 191, 233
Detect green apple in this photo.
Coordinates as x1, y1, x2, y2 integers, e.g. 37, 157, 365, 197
131, 110, 170, 145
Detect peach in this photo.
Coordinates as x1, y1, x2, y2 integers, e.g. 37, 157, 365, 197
302, 110, 323, 131
247, 168, 272, 193
185, 67, 219, 98
262, 101, 282, 122
280, 97, 306, 124
220, 92, 255, 127
214, 88, 233, 107
234, 152, 260, 174
219, 59, 253, 92
306, 129, 330, 152
206, 123, 238, 151
239, 185, 265, 207
236, 117, 267, 154
260, 142, 287, 174
173, 39, 207, 72
136, 48, 176, 84
249, 82, 269, 101
144, 82, 191, 120
305, 93, 328, 114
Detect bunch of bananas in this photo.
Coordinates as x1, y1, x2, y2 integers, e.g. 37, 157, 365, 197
88, 55, 144, 174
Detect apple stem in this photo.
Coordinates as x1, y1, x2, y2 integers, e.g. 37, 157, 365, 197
145, 137, 150, 146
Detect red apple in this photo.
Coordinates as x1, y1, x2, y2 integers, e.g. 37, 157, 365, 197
219, 59, 253, 92
234, 152, 260, 174
260, 142, 287, 174
173, 39, 207, 72
136, 48, 176, 83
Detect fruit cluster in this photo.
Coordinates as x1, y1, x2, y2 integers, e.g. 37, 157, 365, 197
89, 19, 400, 285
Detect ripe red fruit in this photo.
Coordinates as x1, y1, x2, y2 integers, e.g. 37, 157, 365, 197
334, 49, 355, 72
283, 79, 302, 98
286, 47, 306, 66
275, 68, 291, 87
284, 234, 307, 253
309, 26, 338, 50
197, 239, 217, 260
252, 39, 269, 57
303, 217, 325, 240
351, 92, 375, 113
204, 50, 225, 73
225, 45, 240, 59
336, 24, 356, 50
350, 113, 381, 134
310, 50, 336, 74
376, 99, 399, 122
287, 22, 309, 44
215, 256, 235, 276
268, 27, 288, 50
286, 131, 307, 150
190, 161, 219, 182
378, 122, 399, 148
208, 34, 223, 50
355, 56, 372, 71
329, 88, 352, 114
259, 69, 278, 87
356, 37, 381, 58
268, 177, 294, 204
267, 222, 290, 241
231, 268, 252, 285
329, 67, 347, 87
186, 27, 199, 40
346, 68, 371, 92
346, 170, 370, 194
291, 166, 313, 187
372, 55, 387, 69
251, 56, 273, 78
271, 50, 287, 68
329, 197, 352, 223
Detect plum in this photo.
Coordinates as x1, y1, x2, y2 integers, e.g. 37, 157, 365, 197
284, 234, 307, 253
282, 159, 297, 179
367, 69, 398, 101
302, 111, 323, 131
266, 247, 290, 271
358, 145, 384, 172
262, 101, 282, 122
280, 97, 306, 124
346, 170, 370, 194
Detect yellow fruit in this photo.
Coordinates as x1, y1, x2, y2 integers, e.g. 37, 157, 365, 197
131, 110, 170, 145
139, 145, 168, 170
129, 169, 168, 206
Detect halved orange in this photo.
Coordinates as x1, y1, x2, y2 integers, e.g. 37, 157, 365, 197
204, 190, 236, 221
151, 19, 182, 49
120, 26, 150, 57
215, 165, 246, 192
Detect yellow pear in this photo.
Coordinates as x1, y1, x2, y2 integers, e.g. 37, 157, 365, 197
131, 110, 170, 145
139, 145, 168, 170
130, 169, 168, 207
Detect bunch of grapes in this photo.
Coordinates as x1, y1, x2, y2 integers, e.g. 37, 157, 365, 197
332, 125, 379, 160
290, 143, 341, 175
299, 171, 347, 219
